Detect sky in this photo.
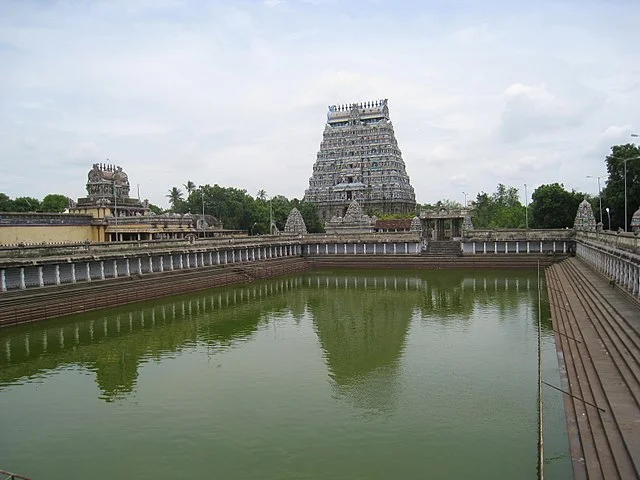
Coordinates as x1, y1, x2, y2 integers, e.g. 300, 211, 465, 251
1, 0, 639, 209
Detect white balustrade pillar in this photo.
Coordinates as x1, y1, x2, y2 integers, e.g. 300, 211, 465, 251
19, 267, 26, 289
38, 266, 44, 287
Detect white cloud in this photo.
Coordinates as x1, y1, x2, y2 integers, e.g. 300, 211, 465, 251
0, 0, 639, 207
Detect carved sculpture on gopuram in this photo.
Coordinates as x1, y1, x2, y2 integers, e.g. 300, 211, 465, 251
573, 198, 597, 231
284, 208, 308, 234
86, 162, 131, 200
304, 99, 416, 224
73, 162, 149, 218
325, 200, 376, 234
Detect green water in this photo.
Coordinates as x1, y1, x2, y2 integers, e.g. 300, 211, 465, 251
0, 269, 571, 479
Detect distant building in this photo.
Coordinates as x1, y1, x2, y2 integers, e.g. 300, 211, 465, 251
304, 99, 416, 222
0, 163, 224, 245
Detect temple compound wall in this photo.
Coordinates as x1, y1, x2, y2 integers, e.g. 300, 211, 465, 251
304, 99, 416, 221
0, 236, 423, 292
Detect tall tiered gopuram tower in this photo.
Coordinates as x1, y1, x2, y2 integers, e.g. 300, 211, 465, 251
304, 99, 416, 221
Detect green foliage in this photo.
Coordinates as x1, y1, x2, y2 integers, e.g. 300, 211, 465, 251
12, 196, 40, 212
179, 184, 325, 233
0, 193, 14, 212
166, 187, 184, 212
148, 203, 164, 215
601, 143, 640, 230
472, 184, 525, 228
40, 194, 69, 212
529, 183, 586, 229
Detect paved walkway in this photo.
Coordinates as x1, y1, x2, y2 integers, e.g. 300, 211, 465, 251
546, 258, 640, 479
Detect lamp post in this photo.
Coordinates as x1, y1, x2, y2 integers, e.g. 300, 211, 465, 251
586, 175, 603, 225
462, 191, 468, 208
606, 153, 640, 232
524, 183, 529, 230
250, 222, 258, 236
605, 207, 611, 230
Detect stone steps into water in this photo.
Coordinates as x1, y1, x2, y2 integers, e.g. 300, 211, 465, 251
546, 258, 640, 479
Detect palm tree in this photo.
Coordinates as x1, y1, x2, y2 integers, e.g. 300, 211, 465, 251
166, 187, 184, 211
184, 181, 197, 197
256, 189, 267, 201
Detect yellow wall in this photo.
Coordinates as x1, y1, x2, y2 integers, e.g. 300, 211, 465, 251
0, 225, 100, 245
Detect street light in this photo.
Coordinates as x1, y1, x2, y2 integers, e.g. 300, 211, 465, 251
605, 207, 611, 230
524, 183, 529, 230
607, 153, 640, 232
586, 175, 603, 225
462, 191, 468, 208
250, 222, 258, 236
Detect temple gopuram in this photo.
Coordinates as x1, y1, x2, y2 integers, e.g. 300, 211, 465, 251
304, 99, 416, 222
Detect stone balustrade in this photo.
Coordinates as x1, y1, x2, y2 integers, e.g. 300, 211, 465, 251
576, 234, 640, 300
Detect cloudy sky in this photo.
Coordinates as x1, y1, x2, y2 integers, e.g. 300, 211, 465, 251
1, 0, 639, 208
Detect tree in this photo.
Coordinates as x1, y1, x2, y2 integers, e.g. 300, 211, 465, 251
0, 193, 14, 212
40, 194, 69, 213
166, 187, 184, 212
12, 196, 40, 212
472, 184, 525, 228
183, 181, 197, 197
601, 143, 640, 230
148, 203, 164, 215
529, 183, 585, 229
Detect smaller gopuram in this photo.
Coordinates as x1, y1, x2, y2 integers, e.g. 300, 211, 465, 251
71, 163, 148, 219
284, 208, 307, 235
325, 200, 376, 234
573, 199, 596, 231
631, 206, 640, 233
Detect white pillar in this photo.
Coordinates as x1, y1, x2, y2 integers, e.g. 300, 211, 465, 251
563, 242, 567, 254
363, 243, 367, 255
325, 244, 329, 254
86, 262, 91, 282
125, 259, 130, 276
19, 267, 26, 289
553, 241, 556, 253
232, 250, 236, 263
505, 242, 508, 253
160, 256, 164, 272
472, 242, 476, 254
515, 242, 519, 254
393, 243, 397, 254
217, 252, 221, 264
353, 243, 357, 254
373, 243, 377, 255
112, 260, 118, 279
252, 248, 256, 261
38, 266, 44, 287
0, 269, 6, 292
316, 244, 319, 254
404, 242, 408, 254
71, 263, 76, 283
526, 242, 530, 254
186, 254, 190, 268
100, 261, 105, 280
483, 242, 487, 254
494, 242, 498, 254
193, 253, 198, 268
540, 241, 543, 253
139, 257, 143, 273
383, 244, 387, 254
149, 257, 153, 273
344, 243, 347, 254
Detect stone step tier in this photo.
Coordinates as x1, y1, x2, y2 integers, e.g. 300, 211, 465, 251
423, 241, 462, 257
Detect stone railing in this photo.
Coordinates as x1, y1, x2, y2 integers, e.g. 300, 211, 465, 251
463, 229, 575, 241
577, 230, 640, 255
576, 233, 640, 300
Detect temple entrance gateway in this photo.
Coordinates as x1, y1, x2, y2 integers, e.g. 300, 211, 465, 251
420, 207, 473, 241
